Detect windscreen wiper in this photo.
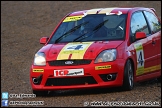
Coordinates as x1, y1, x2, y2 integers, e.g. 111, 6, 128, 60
73, 19, 108, 42
93, 19, 108, 31
55, 21, 89, 43
72, 32, 89, 42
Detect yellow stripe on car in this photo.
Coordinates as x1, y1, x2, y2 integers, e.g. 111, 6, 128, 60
57, 42, 93, 60
144, 64, 161, 74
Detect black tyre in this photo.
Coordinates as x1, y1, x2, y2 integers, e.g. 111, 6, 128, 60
33, 90, 48, 97
157, 76, 161, 83
122, 59, 134, 91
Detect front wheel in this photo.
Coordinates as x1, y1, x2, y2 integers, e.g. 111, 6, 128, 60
122, 59, 134, 91
157, 76, 161, 83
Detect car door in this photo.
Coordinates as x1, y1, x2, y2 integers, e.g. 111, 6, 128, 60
143, 10, 161, 72
130, 11, 157, 77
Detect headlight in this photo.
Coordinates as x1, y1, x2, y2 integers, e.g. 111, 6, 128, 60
95, 49, 117, 63
34, 52, 46, 66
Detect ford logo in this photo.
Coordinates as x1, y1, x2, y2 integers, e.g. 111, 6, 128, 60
65, 61, 74, 64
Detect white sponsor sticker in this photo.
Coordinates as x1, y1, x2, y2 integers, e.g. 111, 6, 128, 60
54, 69, 84, 77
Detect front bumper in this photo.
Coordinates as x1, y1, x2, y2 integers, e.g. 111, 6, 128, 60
30, 59, 125, 90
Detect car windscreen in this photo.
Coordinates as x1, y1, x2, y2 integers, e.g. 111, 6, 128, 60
48, 14, 127, 44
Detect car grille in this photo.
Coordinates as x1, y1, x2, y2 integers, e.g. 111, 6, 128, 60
48, 59, 92, 66
45, 76, 97, 86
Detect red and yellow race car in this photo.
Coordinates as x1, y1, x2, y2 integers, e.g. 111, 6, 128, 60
30, 7, 161, 96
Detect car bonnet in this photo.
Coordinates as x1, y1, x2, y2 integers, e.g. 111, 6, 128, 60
42, 41, 124, 61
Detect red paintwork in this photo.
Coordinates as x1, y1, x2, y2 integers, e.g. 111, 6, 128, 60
40, 37, 48, 44
39, 41, 123, 61
135, 32, 146, 39
30, 7, 161, 91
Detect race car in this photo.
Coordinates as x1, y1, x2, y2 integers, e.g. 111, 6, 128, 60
30, 7, 161, 96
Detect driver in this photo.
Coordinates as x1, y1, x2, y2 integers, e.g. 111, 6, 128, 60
80, 25, 93, 34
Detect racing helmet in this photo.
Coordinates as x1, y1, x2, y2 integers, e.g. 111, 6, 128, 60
80, 24, 93, 34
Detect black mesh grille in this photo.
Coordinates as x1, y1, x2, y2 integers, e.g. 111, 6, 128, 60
48, 59, 92, 66
45, 76, 97, 86
99, 74, 109, 82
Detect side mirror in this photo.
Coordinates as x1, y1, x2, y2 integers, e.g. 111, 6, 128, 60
40, 37, 49, 44
135, 32, 146, 40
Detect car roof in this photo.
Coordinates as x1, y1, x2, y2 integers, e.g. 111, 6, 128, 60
68, 7, 153, 16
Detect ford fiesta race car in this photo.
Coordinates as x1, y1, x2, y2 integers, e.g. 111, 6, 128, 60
30, 7, 161, 96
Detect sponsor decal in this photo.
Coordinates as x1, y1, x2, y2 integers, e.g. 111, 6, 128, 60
54, 69, 84, 77
95, 65, 111, 70
63, 15, 83, 22
57, 42, 93, 60
33, 69, 44, 72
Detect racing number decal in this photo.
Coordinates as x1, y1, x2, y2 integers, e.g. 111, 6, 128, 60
134, 42, 145, 76
57, 42, 93, 60
66, 45, 84, 50
138, 51, 144, 66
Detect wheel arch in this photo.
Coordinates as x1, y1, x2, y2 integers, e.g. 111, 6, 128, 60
122, 57, 135, 91
124, 57, 136, 82
128, 58, 135, 81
